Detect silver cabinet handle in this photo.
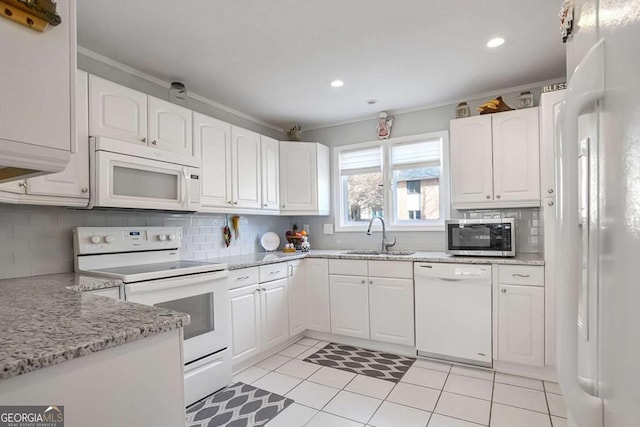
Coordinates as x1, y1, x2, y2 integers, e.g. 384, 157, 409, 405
254, 288, 261, 294
512, 273, 530, 278
419, 265, 433, 268
268, 270, 281, 275
548, 189, 554, 194
496, 194, 501, 199
288, 265, 294, 276
261, 287, 266, 292
141, 137, 147, 143
548, 201, 555, 206
151, 140, 157, 145
236, 276, 250, 281
81, 187, 89, 193
501, 288, 507, 293
486, 195, 491, 199
18, 181, 27, 189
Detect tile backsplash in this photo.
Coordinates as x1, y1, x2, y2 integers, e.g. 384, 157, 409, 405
460, 208, 543, 253
0, 204, 290, 280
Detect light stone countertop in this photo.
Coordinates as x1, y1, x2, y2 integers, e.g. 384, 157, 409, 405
212, 250, 544, 270
0, 273, 190, 381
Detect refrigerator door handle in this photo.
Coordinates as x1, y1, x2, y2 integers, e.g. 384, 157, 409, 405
557, 38, 605, 427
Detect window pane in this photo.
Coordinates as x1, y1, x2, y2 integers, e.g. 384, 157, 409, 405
393, 166, 440, 221
343, 172, 383, 222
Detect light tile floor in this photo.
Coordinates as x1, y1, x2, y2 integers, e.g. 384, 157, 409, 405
231, 338, 568, 427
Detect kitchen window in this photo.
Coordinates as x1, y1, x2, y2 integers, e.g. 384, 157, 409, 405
334, 131, 449, 231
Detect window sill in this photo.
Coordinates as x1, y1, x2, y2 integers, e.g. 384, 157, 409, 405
334, 224, 445, 233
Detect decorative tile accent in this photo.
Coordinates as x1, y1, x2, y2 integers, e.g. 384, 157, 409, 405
186, 382, 293, 427
303, 342, 415, 383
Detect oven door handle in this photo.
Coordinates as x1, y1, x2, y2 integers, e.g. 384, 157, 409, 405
125, 270, 229, 297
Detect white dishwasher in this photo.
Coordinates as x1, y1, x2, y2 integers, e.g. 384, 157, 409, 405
414, 263, 492, 366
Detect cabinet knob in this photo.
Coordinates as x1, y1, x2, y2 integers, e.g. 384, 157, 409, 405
369, 280, 373, 285
18, 181, 27, 189
501, 288, 507, 293
233, 201, 238, 205
486, 195, 491, 199
548, 189, 554, 194
227, 201, 233, 205
81, 187, 89, 193
151, 140, 158, 145
548, 200, 555, 206
361, 280, 366, 285
141, 137, 147, 143
496, 194, 501, 199
263, 203, 268, 207
282, 205, 286, 208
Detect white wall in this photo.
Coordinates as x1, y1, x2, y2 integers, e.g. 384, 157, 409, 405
0, 204, 290, 280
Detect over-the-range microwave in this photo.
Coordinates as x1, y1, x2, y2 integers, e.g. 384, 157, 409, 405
89, 136, 201, 211
445, 218, 515, 257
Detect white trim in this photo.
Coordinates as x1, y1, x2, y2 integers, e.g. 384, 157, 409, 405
77, 46, 284, 133
305, 76, 567, 131
333, 131, 450, 232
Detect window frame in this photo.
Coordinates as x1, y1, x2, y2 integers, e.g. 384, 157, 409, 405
333, 131, 450, 232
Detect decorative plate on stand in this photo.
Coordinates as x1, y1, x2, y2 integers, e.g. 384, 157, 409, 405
260, 232, 280, 252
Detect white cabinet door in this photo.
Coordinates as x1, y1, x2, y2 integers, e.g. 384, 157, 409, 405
1, 0, 73, 152
492, 108, 540, 204
261, 136, 280, 210
498, 284, 545, 366
148, 97, 193, 156
540, 90, 566, 198
231, 126, 261, 209
288, 261, 306, 336
280, 141, 317, 211
28, 70, 90, 199
89, 75, 147, 145
450, 115, 494, 206
195, 113, 232, 207
369, 277, 415, 346
260, 278, 290, 350
329, 275, 370, 339
306, 259, 331, 333
229, 284, 261, 364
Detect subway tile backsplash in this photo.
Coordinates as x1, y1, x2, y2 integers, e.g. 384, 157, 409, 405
0, 205, 291, 280
461, 208, 543, 253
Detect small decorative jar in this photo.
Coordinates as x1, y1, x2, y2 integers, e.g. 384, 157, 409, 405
300, 237, 310, 252
517, 91, 534, 109
455, 102, 470, 118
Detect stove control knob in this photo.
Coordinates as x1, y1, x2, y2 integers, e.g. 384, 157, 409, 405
90, 235, 102, 244
158, 234, 167, 241
104, 235, 115, 244
168, 234, 177, 241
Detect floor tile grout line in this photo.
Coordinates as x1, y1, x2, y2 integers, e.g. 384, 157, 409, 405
488, 372, 496, 427
426, 365, 451, 426
543, 380, 554, 426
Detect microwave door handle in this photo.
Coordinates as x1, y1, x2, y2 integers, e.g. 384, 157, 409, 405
181, 168, 189, 207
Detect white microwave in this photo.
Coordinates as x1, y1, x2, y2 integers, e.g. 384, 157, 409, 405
89, 137, 201, 211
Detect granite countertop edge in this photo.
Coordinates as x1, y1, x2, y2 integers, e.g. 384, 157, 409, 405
0, 274, 190, 382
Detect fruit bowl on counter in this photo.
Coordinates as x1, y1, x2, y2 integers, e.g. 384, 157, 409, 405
285, 225, 309, 251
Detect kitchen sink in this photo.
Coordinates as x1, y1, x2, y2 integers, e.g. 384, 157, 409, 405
342, 250, 415, 256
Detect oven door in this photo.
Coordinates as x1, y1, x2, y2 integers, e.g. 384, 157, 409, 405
93, 149, 200, 211
124, 270, 229, 363
446, 222, 514, 256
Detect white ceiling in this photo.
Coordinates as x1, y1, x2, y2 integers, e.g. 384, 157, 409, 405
77, 0, 566, 130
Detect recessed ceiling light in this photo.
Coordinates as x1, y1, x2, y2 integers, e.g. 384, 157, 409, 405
330, 79, 344, 88
487, 37, 505, 48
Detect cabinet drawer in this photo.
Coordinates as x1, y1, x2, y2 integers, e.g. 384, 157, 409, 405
329, 259, 368, 276
498, 265, 544, 287
259, 262, 288, 283
368, 261, 413, 279
229, 267, 259, 289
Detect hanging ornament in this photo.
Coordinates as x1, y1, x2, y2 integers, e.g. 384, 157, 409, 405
560, 0, 574, 43
223, 215, 232, 247
376, 111, 394, 140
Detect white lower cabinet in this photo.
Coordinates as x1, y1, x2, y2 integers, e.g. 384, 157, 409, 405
330, 275, 370, 339
229, 284, 261, 365
288, 261, 306, 336
497, 266, 545, 367
306, 259, 331, 333
369, 277, 415, 346
229, 264, 291, 367
261, 278, 290, 350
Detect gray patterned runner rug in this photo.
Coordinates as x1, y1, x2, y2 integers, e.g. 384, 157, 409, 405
303, 342, 416, 383
186, 382, 293, 427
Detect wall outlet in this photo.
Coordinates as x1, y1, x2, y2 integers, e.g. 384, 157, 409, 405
323, 224, 334, 235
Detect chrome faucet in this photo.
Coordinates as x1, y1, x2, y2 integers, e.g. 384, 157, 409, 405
366, 215, 396, 253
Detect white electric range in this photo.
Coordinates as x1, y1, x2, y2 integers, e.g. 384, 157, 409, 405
73, 226, 231, 406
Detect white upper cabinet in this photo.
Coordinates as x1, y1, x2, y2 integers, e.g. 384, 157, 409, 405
280, 141, 330, 215
0, 0, 74, 177
450, 108, 541, 209
89, 75, 148, 145
539, 90, 566, 198
450, 115, 494, 206
195, 113, 232, 208
261, 136, 280, 211
148, 97, 193, 156
492, 109, 540, 204
231, 126, 262, 209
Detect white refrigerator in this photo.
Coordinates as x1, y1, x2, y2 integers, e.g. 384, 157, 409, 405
557, 1, 640, 426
